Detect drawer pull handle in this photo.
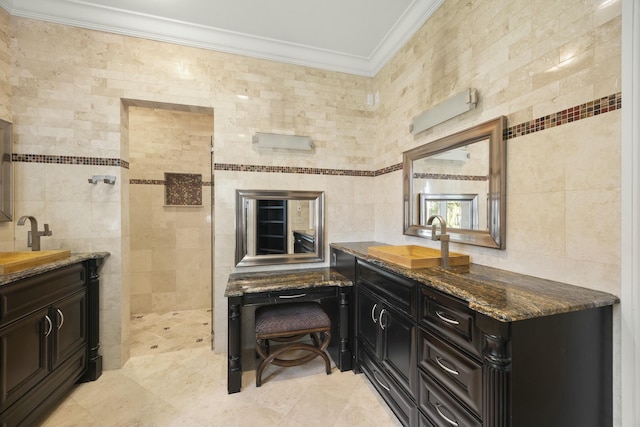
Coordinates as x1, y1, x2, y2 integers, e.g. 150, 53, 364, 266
44, 315, 53, 337
279, 293, 306, 299
436, 310, 460, 325
373, 371, 391, 392
435, 403, 459, 426
379, 309, 387, 330
436, 357, 459, 376
371, 303, 378, 323
56, 308, 65, 330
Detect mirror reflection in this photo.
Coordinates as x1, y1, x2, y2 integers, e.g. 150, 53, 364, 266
236, 190, 325, 266
403, 117, 506, 248
419, 193, 480, 230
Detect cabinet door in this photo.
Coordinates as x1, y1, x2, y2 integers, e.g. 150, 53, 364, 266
0, 307, 50, 412
357, 288, 380, 357
381, 304, 416, 396
52, 290, 87, 369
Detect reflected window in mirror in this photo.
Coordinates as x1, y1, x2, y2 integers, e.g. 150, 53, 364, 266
419, 194, 479, 230
236, 190, 324, 266
403, 116, 506, 248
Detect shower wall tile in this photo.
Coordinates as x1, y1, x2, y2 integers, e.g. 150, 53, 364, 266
129, 107, 212, 315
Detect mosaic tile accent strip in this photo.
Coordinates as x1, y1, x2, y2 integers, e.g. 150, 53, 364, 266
506, 92, 622, 140
130, 179, 213, 186
375, 163, 403, 176
130, 179, 165, 185
413, 172, 488, 181
164, 172, 202, 206
13, 153, 128, 168
214, 163, 375, 176
11, 93, 622, 179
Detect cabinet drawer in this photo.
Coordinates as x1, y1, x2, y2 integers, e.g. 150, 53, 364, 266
242, 287, 337, 305
357, 261, 416, 318
359, 347, 415, 427
419, 371, 482, 427
0, 264, 86, 326
420, 286, 481, 358
418, 329, 482, 416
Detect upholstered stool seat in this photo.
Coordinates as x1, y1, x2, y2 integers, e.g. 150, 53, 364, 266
255, 301, 332, 387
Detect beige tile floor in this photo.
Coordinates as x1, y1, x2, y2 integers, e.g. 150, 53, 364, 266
38, 309, 401, 427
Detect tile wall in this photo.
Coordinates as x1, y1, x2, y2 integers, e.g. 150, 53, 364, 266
128, 106, 213, 315
0, 4, 623, 412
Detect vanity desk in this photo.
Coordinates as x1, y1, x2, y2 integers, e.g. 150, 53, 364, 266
331, 242, 619, 427
225, 267, 353, 394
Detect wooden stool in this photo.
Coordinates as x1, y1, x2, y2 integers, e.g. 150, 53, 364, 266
255, 301, 332, 387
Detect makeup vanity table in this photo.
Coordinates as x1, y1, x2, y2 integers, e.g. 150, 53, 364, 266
224, 267, 353, 394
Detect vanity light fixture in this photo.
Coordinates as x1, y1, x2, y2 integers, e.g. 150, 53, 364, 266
410, 88, 478, 134
252, 132, 313, 152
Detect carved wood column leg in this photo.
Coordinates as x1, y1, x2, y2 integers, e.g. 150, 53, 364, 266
80, 258, 103, 383
228, 296, 242, 393
483, 332, 511, 427
338, 287, 352, 371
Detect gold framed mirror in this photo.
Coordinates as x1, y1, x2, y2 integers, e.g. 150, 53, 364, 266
403, 116, 506, 248
235, 189, 325, 266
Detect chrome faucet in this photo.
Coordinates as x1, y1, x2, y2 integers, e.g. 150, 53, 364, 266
17, 216, 52, 251
427, 215, 450, 268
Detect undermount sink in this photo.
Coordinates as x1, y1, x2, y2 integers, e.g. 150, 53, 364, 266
367, 245, 469, 269
0, 250, 71, 274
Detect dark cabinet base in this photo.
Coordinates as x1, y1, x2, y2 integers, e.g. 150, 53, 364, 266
0, 258, 104, 427
333, 245, 615, 427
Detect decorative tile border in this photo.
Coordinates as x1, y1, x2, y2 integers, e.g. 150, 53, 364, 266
413, 172, 488, 181
506, 92, 622, 139
11, 92, 622, 179
130, 179, 213, 186
213, 163, 375, 176
13, 153, 128, 168
130, 179, 165, 185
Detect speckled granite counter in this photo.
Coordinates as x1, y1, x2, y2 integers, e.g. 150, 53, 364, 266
0, 252, 109, 286
225, 267, 351, 297
331, 241, 619, 322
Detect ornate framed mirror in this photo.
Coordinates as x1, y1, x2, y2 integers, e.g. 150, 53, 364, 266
403, 116, 506, 248
235, 189, 325, 266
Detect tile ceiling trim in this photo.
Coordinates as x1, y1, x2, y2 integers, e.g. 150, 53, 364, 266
1, 0, 442, 77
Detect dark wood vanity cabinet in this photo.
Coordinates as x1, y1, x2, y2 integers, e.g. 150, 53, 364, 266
0, 259, 102, 427
355, 260, 418, 426
419, 284, 613, 427
331, 244, 615, 427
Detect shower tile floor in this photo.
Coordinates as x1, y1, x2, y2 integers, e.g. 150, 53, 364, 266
38, 309, 400, 427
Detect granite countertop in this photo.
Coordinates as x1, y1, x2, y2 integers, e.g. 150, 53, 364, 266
331, 241, 619, 322
225, 267, 352, 298
0, 252, 110, 286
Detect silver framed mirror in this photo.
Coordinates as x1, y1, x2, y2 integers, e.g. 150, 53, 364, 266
235, 189, 325, 266
403, 116, 506, 248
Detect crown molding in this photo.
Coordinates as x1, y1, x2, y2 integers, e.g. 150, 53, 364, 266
1, 0, 442, 77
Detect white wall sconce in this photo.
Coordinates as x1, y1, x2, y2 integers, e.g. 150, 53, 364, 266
252, 132, 313, 152
410, 88, 478, 134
